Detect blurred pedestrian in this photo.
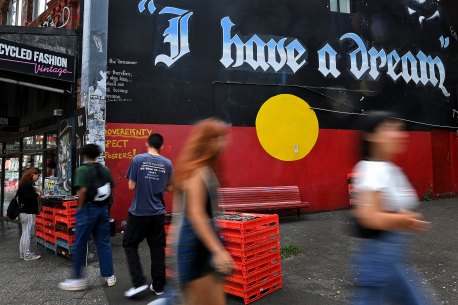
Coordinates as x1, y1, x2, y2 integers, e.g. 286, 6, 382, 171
59, 144, 116, 291
350, 111, 436, 305
18, 167, 42, 261
123, 133, 173, 298
174, 118, 234, 305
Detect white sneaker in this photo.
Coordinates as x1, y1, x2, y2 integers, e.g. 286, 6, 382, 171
106, 275, 117, 287
124, 284, 149, 298
58, 279, 88, 291
150, 284, 164, 296
24, 253, 41, 261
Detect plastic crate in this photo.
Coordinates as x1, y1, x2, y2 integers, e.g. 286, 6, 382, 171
233, 251, 281, 275
227, 261, 282, 287
229, 241, 280, 264
221, 227, 279, 250
35, 217, 44, 225
225, 274, 282, 304
36, 230, 45, 239
62, 200, 78, 208
54, 207, 77, 217
54, 215, 76, 227
43, 233, 57, 244
43, 212, 55, 221
42, 206, 55, 214
55, 223, 75, 235
55, 231, 75, 244
217, 213, 279, 233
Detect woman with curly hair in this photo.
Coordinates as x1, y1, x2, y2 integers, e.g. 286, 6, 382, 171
18, 167, 42, 261
174, 118, 234, 305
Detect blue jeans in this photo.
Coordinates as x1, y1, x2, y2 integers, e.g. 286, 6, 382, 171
72, 203, 114, 279
351, 232, 437, 305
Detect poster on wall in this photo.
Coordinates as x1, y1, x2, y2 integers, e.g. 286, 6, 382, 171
74, 107, 87, 167
57, 117, 74, 195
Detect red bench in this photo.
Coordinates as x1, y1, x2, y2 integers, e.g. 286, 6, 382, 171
218, 186, 309, 219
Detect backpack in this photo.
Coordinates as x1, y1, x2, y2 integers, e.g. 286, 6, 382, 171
6, 193, 22, 220
85, 163, 113, 206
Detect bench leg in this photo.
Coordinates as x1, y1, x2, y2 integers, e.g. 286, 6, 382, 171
297, 208, 301, 219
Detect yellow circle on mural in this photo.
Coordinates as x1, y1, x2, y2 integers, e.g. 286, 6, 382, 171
255, 94, 319, 161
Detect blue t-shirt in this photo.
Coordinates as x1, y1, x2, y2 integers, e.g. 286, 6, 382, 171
126, 153, 173, 216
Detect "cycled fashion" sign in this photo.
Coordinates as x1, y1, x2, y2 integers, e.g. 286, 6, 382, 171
0, 39, 75, 82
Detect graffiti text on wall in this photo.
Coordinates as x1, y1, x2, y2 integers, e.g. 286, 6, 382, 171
105, 127, 153, 159
41, 7, 71, 28
137, 0, 450, 97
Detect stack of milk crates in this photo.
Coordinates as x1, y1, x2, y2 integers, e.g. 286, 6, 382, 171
217, 212, 282, 304
35, 199, 77, 257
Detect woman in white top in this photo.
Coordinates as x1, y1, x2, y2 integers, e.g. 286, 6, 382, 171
351, 111, 436, 305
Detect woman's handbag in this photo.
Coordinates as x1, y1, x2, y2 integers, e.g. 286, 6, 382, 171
6, 193, 23, 220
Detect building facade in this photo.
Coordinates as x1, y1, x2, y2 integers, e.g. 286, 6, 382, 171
0, 0, 81, 217
104, 0, 458, 225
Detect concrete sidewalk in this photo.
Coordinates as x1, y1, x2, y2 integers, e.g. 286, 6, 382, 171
1, 198, 457, 305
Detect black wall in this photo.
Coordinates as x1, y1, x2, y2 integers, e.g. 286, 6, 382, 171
107, 0, 458, 130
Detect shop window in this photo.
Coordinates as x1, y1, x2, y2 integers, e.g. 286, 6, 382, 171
46, 134, 57, 149
330, 0, 351, 13
23, 135, 44, 152
5, 140, 20, 154
6, 0, 24, 26
3, 157, 19, 216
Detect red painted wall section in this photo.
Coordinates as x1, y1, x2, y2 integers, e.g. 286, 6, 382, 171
105, 123, 435, 226
395, 132, 433, 199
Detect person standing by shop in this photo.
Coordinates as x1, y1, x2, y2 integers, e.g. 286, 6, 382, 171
174, 119, 234, 305
350, 111, 436, 305
18, 167, 42, 261
123, 133, 173, 298
59, 144, 116, 291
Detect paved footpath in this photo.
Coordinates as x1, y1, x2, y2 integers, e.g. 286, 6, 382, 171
1, 198, 457, 305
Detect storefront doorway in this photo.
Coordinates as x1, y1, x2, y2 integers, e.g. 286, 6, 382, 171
0, 131, 57, 217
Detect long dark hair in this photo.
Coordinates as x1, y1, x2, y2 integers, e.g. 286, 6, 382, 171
360, 111, 398, 160
19, 167, 41, 186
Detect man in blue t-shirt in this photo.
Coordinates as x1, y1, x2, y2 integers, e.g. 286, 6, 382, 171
123, 133, 173, 298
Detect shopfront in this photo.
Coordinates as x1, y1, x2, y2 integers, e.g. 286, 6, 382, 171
0, 26, 78, 217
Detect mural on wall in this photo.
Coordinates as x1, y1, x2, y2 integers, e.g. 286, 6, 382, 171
134, 0, 450, 97
58, 118, 73, 194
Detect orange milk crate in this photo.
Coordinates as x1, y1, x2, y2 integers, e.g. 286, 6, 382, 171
56, 231, 75, 244
43, 232, 57, 244
233, 251, 281, 275
217, 213, 279, 233
225, 274, 282, 304
54, 207, 77, 217
226, 261, 282, 287
54, 215, 76, 227
36, 230, 45, 239
62, 200, 78, 208
221, 226, 279, 249
42, 206, 55, 214
228, 241, 280, 264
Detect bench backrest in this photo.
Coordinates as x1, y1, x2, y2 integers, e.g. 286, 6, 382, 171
218, 186, 301, 205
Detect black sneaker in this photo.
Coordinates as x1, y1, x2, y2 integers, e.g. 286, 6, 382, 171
150, 284, 164, 296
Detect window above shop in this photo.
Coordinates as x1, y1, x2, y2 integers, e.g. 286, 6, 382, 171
33, 0, 51, 20
330, 0, 351, 14
7, 0, 23, 26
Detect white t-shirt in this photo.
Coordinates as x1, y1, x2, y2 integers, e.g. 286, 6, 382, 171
353, 160, 419, 212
